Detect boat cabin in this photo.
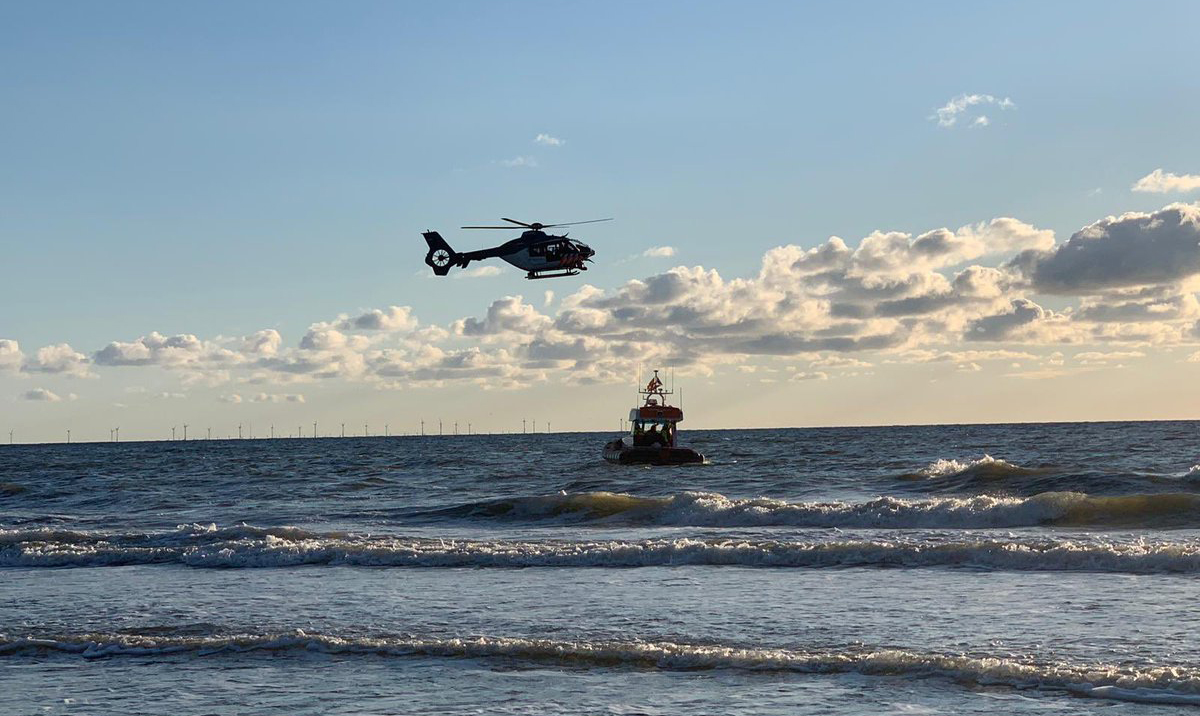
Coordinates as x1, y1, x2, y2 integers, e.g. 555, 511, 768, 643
627, 372, 684, 448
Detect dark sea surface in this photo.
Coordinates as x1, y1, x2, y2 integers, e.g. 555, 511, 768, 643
4, 422, 1200, 714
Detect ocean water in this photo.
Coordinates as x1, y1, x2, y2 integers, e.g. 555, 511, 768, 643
4, 421, 1200, 714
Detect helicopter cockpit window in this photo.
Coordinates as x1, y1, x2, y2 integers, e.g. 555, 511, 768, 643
530, 244, 545, 257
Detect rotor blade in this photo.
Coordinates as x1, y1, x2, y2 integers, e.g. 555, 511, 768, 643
539, 218, 614, 228
501, 218, 535, 228
461, 226, 521, 229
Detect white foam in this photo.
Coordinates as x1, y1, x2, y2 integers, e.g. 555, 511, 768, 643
3, 632, 1198, 706
915, 454, 1024, 478
5, 532, 1200, 573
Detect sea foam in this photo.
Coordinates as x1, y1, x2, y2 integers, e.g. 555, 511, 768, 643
4, 528, 1200, 573
3, 631, 1198, 706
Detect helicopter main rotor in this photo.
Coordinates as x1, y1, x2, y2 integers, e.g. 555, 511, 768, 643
461, 217, 612, 231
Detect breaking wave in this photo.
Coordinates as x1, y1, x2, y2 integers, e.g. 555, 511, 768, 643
5, 526, 1200, 573
905, 454, 1037, 481
433, 489, 1200, 529
3, 631, 1198, 706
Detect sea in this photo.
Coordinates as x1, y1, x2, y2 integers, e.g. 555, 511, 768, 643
4, 421, 1200, 715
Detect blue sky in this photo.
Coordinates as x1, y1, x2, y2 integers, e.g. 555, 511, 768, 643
3, 1, 1200, 440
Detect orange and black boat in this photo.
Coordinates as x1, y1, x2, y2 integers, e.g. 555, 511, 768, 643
603, 370, 705, 465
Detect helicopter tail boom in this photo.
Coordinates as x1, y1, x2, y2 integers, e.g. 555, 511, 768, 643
422, 231, 461, 276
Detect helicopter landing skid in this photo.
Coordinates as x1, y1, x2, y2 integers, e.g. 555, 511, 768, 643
526, 269, 582, 280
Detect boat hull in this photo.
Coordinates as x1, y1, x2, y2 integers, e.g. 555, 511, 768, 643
603, 441, 705, 465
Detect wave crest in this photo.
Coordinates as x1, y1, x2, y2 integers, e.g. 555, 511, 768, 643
439, 490, 1200, 529
5, 529, 1200, 573
3, 631, 1198, 705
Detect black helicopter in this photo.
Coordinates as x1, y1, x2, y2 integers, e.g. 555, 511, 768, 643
422, 217, 608, 280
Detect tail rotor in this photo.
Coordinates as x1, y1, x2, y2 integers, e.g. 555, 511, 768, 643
422, 231, 461, 276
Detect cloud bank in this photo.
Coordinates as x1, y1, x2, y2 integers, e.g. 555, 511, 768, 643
5, 202, 1200, 394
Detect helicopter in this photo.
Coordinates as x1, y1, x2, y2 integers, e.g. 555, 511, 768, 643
422, 217, 609, 280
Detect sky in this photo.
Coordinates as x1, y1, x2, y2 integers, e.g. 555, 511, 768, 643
3, 0, 1200, 442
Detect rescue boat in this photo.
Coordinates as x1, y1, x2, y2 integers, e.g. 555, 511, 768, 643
603, 370, 705, 465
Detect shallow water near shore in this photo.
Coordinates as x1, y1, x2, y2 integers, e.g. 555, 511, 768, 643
4, 421, 1200, 714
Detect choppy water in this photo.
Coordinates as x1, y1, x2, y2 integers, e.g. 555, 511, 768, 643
3, 422, 1200, 714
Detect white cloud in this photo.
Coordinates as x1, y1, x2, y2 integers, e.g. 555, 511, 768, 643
932, 93, 1015, 128
250, 392, 306, 403
534, 133, 564, 147
455, 266, 503, 279
16, 202, 1200, 393
0, 339, 24, 372
1073, 350, 1145, 365
643, 246, 677, 258
1132, 169, 1200, 194
501, 155, 537, 168
218, 394, 243, 404
337, 306, 417, 331
22, 388, 61, 402
24, 343, 92, 377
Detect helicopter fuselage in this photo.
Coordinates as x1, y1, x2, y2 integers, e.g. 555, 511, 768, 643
423, 229, 596, 279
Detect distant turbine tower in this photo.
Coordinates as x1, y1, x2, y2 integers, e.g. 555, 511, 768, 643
385, 423, 389, 437
341, 423, 345, 438
67, 429, 70, 444
313, 421, 317, 439
364, 423, 368, 437
439, 419, 443, 436
171, 426, 176, 441
115, 427, 119, 442
270, 424, 275, 439
420, 420, 425, 436
207, 427, 212, 440
183, 424, 188, 441
454, 421, 458, 435
468, 422, 471, 435
522, 419, 526, 434
238, 423, 243, 440
9, 429, 13, 444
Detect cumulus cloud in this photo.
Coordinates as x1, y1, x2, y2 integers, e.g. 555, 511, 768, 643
22, 388, 61, 402
337, 306, 417, 331
456, 266, 502, 279
1132, 169, 1200, 194
218, 394, 243, 404
1012, 203, 1200, 293
94, 332, 240, 368
534, 133, 564, 146
15, 202, 1200, 393
932, 93, 1015, 128
964, 299, 1046, 341
455, 295, 551, 337
0, 339, 24, 372
643, 246, 677, 258
24, 343, 92, 377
